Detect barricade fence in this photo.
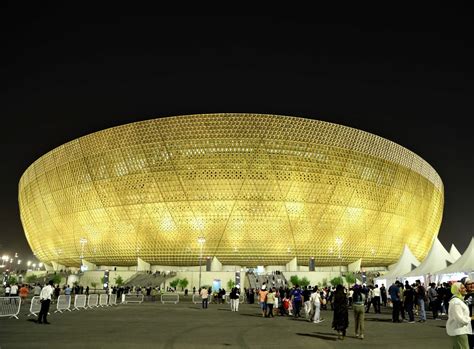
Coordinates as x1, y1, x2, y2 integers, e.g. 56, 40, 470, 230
87, 294, 99, 308
0, 296, 21, 319
122, 294, 144, 304
55, 295, 71, 313
160, 294, 179, 304
74, 295, 87, 310
28, 296, 41, 317
192, 294, 201, 304
109, 294, 117, 306
99, 294, 109, 307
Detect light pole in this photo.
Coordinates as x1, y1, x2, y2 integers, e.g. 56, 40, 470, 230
80, 237, 88, 270
198, 236, 206, 290
335, 237, 343, 281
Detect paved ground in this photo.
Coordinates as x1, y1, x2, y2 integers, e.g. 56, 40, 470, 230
0, 297, 451, 348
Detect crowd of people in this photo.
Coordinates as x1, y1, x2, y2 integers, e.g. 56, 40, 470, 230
3, 274, 473, 347
194, 277, 474, 346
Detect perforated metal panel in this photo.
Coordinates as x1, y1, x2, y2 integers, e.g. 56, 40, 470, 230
18, 114, 444, 267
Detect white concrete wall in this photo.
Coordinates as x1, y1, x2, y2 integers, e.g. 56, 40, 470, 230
167, 271, 240, 291
78, 270, 136, 288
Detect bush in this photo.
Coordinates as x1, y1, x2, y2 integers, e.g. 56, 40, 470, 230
50, 274, 62, 285
169, 278, 180, 289
227, 279, 235, 289
330, 276, 344, 286
115, 275, 124, 287
300, 277, 310, 288
345, 272, 356, 286
178, 278, 189, 291
289, 275, 300, 287
26, 274, 39, 284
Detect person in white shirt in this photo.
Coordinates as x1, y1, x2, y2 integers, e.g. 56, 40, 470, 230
372, 284, 381, 313
10, 284, 19, 297
446, 282, 474, 348
38, 280, 55, 324
200, 287, 209, 309
310, 286, 323, 323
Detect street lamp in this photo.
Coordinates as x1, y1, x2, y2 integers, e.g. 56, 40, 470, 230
335, 237, 343, 280
197, 236, 206, 290
80, 237, 88, 269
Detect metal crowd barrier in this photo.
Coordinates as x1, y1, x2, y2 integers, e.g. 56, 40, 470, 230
160, 293, 179, 304
99, 294, 109, 307
192, 294, 201, 304
0, 296, 21, 319
122, 294, 144, 304
73, 295, 87, 310
87, 294, 99, 308
109, 294, 117, 306
28, 296, 42, 317
55, 295, 72, 313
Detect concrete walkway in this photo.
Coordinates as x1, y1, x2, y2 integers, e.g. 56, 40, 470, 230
0, 298, 451, 348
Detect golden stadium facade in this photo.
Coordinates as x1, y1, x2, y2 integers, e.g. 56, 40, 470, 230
19, 114, 444, 267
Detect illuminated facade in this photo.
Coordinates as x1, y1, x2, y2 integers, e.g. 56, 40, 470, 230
19, 114, 444, 267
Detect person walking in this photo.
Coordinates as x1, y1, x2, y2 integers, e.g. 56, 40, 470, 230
291, 285, 303, 318
37, 280, 54, 324
200, 287, 209, 309
266, 288, 275, 317
415, 280, 427, 322
388, 281, 401, 323
352, 285, 365, 339
373, 284, 381, 313
310, 286, 323, 323
258, 285, 269, 317
230, 285, 240, 312
446, 282, 473, 349
403, 284, 416, 323
19, 284, 29, 303
332, 284, 349, 340
463, 278, 474, 348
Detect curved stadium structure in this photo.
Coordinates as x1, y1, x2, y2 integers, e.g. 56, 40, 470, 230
19, 114, 444, 267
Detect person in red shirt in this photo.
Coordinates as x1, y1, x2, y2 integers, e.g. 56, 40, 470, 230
19, 284, 29, 303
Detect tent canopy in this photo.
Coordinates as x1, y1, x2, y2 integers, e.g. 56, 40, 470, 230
436, 237, 474, 276
449, 244, 461, 261
375, 244, 420, 285
402, 238, 454, 278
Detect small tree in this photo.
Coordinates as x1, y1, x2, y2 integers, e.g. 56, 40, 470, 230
115, 275, 124, 287
50, 274, 62, 285
26, 274, 39, 284
178, 278, 189, 291
330, 276, 344, 287
289, 275, 300, 287
227, 279, 235, 290
300, 277, 310, 288
169, 278, 180, 289
7, 276, 17, 285
345, 272, 356, 286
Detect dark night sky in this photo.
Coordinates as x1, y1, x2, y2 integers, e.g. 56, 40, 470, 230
1, 6, 473, 262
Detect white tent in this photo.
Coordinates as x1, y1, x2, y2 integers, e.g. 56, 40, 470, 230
401, 238, 454, 284
374, 244, 420, 286
436, 237, 474, 283
449, 244, 461, 261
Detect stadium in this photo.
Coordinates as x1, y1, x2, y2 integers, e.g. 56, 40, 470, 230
18, 114, 444, 269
